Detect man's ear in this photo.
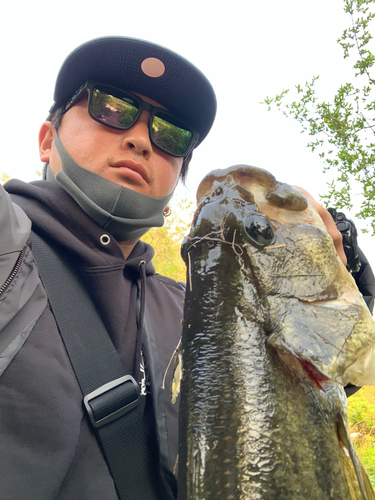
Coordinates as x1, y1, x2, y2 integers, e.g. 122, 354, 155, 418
39, 122, 55, 163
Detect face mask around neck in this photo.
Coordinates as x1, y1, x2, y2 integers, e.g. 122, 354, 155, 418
46, 131, 175, 241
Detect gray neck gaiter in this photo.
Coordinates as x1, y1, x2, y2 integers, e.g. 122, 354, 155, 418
47, 132, 174, 241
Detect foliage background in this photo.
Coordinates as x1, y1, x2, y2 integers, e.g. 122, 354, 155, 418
263, 0, 375, 234
141, 195, 194, 282
348, 386, 375, 487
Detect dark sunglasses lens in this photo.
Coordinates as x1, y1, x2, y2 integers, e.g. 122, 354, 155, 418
90, 87, 139, 129
151, 114, 192, 156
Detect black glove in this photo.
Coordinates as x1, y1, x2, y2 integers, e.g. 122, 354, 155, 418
328, 208, 361, 274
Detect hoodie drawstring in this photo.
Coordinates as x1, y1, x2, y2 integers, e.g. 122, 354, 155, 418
134, 260, 146, 383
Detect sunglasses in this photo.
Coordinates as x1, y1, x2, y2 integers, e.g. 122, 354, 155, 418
62, 82, 199, 158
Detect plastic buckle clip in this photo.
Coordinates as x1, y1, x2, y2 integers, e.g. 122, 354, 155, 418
83, 375, 140, 428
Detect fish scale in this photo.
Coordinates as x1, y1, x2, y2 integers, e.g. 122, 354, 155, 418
177, 165, 375, 500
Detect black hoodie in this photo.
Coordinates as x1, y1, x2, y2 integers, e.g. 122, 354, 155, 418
2, 179, 183, 499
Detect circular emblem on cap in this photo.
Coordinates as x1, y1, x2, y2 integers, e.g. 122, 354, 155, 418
141, 57, 166, 78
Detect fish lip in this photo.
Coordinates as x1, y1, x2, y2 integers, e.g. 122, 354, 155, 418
110, 160, 149, 183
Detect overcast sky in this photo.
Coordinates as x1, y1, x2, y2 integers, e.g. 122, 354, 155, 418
2, 0, 374, 276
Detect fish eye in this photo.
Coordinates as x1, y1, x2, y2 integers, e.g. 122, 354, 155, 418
243, 214, 275, 249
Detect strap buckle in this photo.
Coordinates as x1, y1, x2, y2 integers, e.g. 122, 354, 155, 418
83, 375, 140, 428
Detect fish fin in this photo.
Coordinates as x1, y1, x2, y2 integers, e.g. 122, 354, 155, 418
337, 413, 375, 500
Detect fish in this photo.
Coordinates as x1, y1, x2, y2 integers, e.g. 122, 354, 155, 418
176, 165, 375, 500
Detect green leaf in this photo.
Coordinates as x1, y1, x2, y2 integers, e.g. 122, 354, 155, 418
261, 0, 375, 234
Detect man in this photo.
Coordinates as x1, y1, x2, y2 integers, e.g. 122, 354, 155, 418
0, 36, 373, 500
0, 36, 216, 500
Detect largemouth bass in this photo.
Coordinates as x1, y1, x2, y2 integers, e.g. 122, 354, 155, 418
177, 165, 375, 500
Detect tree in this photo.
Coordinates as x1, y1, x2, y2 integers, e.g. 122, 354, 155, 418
142, 196, 193, 282
262, 0, 375, 234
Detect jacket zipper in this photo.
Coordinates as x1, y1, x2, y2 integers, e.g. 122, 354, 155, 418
0, 245, 27, 296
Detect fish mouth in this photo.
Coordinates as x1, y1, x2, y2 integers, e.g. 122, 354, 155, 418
299, 359, 330, 390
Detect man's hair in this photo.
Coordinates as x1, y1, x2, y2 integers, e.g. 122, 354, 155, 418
45, 107, 192, 182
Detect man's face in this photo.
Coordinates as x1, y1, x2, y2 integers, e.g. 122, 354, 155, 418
40, 93, 183, 198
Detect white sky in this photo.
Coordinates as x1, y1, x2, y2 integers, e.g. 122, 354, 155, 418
2, 0, 374, 274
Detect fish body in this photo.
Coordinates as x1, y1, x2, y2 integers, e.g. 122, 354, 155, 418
178, 165, 375, 500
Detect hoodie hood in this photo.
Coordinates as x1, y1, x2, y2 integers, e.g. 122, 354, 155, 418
5, 178, 155, 274
5, 179, 155, 377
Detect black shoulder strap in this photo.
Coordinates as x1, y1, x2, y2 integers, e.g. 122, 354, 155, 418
30, 232, 162, 500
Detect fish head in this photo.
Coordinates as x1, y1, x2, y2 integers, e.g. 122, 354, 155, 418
187, 168, 277, 251
183, 164, 344, 301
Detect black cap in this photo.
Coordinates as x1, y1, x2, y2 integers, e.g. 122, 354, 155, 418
51, 36, 217, 146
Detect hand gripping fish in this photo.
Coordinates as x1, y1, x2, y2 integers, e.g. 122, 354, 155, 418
176, 165, 375, 500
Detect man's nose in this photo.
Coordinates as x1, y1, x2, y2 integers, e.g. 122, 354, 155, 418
121, 111, 152, 158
